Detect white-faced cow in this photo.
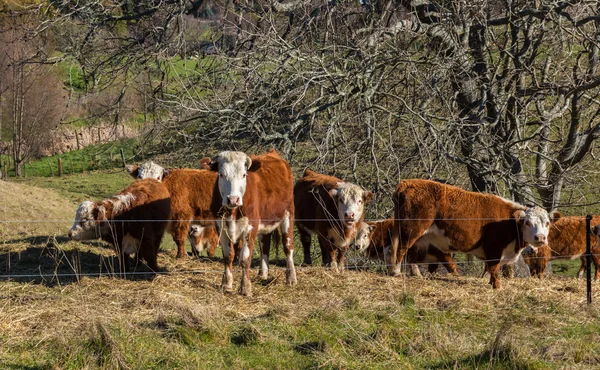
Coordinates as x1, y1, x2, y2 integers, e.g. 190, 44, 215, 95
294, 169, 373, 272
68, 179, 171, 273
523, 215, 600, 279
390, 179, 560, 289
201, 149, 296, 296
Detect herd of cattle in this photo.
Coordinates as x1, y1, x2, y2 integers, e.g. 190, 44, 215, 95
67, 149, 600, 296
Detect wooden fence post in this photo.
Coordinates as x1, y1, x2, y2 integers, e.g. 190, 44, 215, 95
120, 148, 126, 168
58, 158, 63, 176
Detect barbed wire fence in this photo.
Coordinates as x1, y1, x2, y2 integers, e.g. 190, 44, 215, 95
0, 216, 596, 303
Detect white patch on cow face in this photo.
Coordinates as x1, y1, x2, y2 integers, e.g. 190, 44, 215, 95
69, 201, 100, 241
353, 222, 373, 254
136, 161, 164, 181
519, 206, 552, 247
213, 151, 251, 208
330, 183, 368, 225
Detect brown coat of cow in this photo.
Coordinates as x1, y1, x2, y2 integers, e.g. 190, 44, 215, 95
294, 169, 373, 271
524, 216, 600, 279
204, 149, 296, 296
390, 179, 559, 289
69, 179, 171, 272
360, 219, 458, 274
127, 166, 218, 259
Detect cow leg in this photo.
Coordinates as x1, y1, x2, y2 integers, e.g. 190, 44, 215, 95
390, 218, 432, 277
282, 214, 297, 285
317, 235, 338, 272
299, 227, 313, 265
408, 264, 422, 277
207, 233, 219, 258
337, 247, 347, 272
141, 238, 160, 273
429, 249, 458, 275
502, 263, 515, 279
486, 261, 502, 289
258, 233, 271, 280
171, 221, 190, 259
221, 237, 235, 292
273, 229, 281, 264
577, 257, 586, 279
592, 251, 600, 280
239, 229, 257, 297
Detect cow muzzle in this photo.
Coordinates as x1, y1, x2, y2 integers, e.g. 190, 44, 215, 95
226, 195, 242, 208
533, 234, 547, 245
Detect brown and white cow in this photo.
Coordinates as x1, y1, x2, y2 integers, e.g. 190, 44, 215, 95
202, 149, 296, 296
188, 224, 219, 258
522, 216, 600, 279
68, 179, 171, 273
127, 163, 218, 259
294, 169, 373, 272
390, 179, 560, 289
354, 219, 458, 275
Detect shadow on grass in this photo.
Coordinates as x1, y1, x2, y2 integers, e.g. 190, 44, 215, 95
0, 235, 158, 286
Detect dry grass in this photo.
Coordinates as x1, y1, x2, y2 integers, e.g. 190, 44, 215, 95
2, 180, 600, 369
2, 245, 600, 369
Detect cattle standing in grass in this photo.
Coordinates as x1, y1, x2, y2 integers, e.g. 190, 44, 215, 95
202, 149, 296, 296
127, 163, 218, 259
68, 179, 171, 272
294, 169, 373, 272
390, 179, 560, 289
188, 224, 219, 257
354, 219, 458, 276
522, 216, 600, 279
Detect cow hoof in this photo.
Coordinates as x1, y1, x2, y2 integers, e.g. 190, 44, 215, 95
303, 259, 312, 266
239, 285, 253, 297
286, 270, 297, 285
258, 271, 269, 280
176, 253, 187, 259
221, 283, 233, 292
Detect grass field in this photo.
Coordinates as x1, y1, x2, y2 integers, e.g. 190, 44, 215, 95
2, 173, 600, 369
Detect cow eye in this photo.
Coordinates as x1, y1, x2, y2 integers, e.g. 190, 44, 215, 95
243, 173, 247, 178
525, 221, 532, 227
219, 173, 224, 178
545, 221, 550, 227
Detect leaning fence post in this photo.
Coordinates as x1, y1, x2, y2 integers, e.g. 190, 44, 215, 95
586, 215, 592, 304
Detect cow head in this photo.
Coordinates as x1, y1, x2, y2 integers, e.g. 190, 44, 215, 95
329, 183, 374, 226
188, 224, 204, 250
353, 222, 375, 254
126, 161, 168, 181
68, 201, 102, 241
593, 224, 600, 249
522, 244, 549, 278
203, 151, 258, 208
513, 207, 560, 248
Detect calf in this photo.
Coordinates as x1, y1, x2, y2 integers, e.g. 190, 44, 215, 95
202, 149, 296, 296
68, 179, 171, 272
354, 219, 458, 275
127, 163, 217, 258
294, 169, 373, 272
523, 216, 600, 279
188, 224, 219, 257
390, 179, 560, 288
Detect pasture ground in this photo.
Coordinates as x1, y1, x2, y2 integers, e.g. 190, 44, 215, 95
2, 173, 600, 369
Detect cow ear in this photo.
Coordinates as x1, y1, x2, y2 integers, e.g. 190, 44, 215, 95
513, 209, 526, 223
550, 211, 561, 222
247, 156, 261, 172
364, 191, 374, 203
162, 168, 173, 179
93, 205, 106, 222
593, 225, 600, 236
126, 165, 139, 178
329, 188, 339, 199
200, 157, 212, 170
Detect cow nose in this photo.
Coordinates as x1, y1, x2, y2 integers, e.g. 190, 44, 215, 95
227, 195, 240, 206
68, 230, 73, 239
345, 212, 355, 219
534, 234, 546, 243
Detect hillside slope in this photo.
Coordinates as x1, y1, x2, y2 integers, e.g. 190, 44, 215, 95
0, 180, 77, 239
